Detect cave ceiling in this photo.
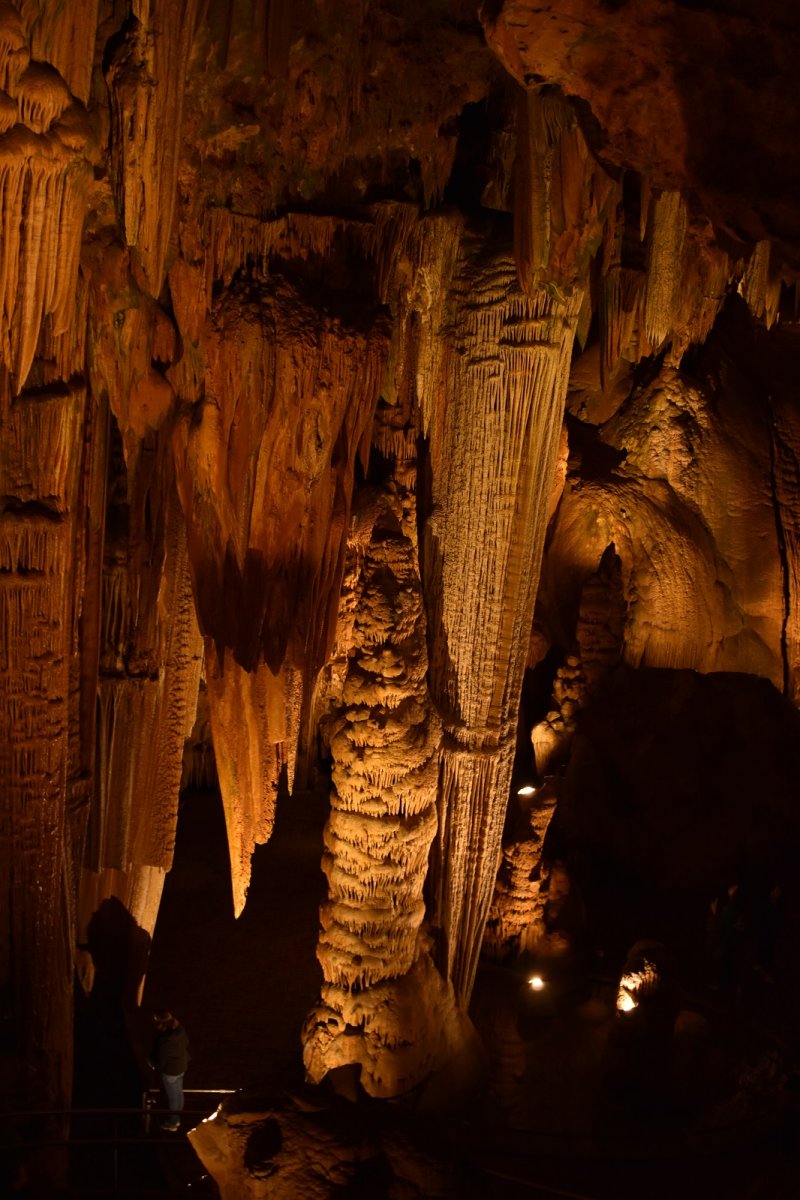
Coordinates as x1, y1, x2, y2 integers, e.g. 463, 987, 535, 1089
1, 0, 799, 1113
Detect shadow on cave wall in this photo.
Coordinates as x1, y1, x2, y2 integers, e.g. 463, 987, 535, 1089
142, 780, 327, 1095
73, 897, 150, 1109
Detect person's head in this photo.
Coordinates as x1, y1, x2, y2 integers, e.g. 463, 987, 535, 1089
153, 1008, 178, 1031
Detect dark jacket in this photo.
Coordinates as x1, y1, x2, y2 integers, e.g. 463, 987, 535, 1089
151, 1025, 190, 1076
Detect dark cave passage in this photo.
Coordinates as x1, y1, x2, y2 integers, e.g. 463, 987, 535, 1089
142, 783, 327, 1096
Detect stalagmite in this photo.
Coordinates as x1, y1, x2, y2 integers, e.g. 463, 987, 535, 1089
483, 782, 558, 960
304, 415, 474, 1098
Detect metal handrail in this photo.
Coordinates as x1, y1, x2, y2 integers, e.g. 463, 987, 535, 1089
2, 1094, 238, 1197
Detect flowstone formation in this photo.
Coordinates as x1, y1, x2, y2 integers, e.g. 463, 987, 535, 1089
0, 9, 798, 1192
535, 301, 800, 697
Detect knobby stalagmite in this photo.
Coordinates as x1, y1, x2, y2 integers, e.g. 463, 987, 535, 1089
303, 414, 471, 1097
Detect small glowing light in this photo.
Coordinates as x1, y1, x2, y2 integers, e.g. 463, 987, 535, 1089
528, 975, 545, 991
517, 785, 537, 796
617, 989, 637, 1013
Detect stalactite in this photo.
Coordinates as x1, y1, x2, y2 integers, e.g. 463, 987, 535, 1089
205, 646, 299, 917
742, 240, 782, 331
0, 123, 90, 387
78, 276, 203, 959
0, 7, 92, 391
204, 208, 367, 295
514, 87, 616, 296
0, 2, 28, 94
644, 189, 687, 349
14, 61, 71, 131
598, 178, 739, 376
599, 185, 647, 383
106, 0, 200, 297
87, 240, 177, 458
88, 489, 203, 877
202, 202, 424, 308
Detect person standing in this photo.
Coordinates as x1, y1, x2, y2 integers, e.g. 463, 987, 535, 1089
148, 1010, 190, 1131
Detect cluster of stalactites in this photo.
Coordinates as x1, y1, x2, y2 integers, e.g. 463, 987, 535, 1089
169, 257, 390, 916
598, 182, 743, 381
202, 200, 447, 311
0, 1, 91, 390
513, 88, 787, 384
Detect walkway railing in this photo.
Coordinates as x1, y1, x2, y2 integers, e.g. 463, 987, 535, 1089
1, 1089, 236, 1198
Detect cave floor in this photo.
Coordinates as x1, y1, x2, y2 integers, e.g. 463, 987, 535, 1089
130, 784, 800, 1199
466, 883, 800, 1200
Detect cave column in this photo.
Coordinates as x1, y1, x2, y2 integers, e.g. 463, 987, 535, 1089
0, 376, 90, 1105
420, 238, 583, 1000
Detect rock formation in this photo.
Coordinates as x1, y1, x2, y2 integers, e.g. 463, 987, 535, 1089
302, 409, 460, 1097
0, 10, 798, 1196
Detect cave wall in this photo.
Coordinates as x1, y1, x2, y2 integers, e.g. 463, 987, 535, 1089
0, 0, 798, 1115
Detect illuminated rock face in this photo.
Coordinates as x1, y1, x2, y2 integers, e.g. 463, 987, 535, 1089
190, 1092, 454, 1200
0, 0, 798, 1146
537, 304, 800, 699
303, 439, 448, 1094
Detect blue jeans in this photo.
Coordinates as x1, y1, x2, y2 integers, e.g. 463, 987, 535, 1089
161, 1073, 184, 1127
